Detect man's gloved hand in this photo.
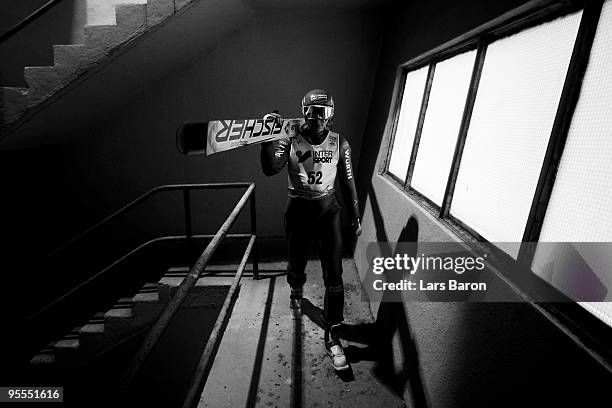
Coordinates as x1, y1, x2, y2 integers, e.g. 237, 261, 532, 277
261, 111, 283, 149
263, 111, 283, 127
351, 218, 362, 237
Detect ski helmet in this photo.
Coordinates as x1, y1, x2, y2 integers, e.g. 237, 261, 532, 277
301, 89, 334, 121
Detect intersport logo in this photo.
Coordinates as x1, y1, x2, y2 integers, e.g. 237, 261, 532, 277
296, 150, 333, 163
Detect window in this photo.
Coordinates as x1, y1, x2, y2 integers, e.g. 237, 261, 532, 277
384, 0, 611, 344
449, 11, 582, 257
410, 50, 476, 206
532, 1, 612, 327
387, 65, 429, 182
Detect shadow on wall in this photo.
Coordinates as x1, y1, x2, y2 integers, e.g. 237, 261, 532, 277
342, 182, 430, 406
356, 184, 612, 407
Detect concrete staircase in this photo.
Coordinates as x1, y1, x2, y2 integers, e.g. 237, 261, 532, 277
0, 0, 198, 129
29, 266, 229, 373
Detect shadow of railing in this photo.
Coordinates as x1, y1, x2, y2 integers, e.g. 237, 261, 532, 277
246, 275, 277, 408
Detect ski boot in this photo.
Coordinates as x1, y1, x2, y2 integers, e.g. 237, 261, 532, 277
324, 323, 349, 371
290, 287, 302, 318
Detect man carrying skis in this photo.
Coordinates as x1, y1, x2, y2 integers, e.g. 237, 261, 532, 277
260, 89, 361, 371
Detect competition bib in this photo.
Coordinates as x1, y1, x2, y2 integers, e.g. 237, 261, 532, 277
287, 132, 340, 199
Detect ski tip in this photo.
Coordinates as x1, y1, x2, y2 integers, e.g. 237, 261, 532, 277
176, 121, 208, 155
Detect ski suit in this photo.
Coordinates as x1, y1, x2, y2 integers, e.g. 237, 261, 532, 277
261, 127, 359, 325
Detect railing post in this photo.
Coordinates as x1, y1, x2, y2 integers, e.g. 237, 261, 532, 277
250, 186, 259, 279
183, 188, 193, 262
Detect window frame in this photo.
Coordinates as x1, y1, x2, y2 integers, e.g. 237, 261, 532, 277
383, 61, 433, 187
381, 0, 612, 368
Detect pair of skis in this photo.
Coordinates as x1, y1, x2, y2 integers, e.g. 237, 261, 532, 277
177, 114, 302, 156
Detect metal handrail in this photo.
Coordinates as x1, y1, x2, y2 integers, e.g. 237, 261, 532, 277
27, 233, 252, 322
0, 0, 65, 45
30, 182, 258, 323
182, 235, 256, 408
48, 182, 253, 258
70, 237, 257, 376
120, 183, 256, 390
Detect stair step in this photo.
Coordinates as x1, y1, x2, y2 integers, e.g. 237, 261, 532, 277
23, 66, 72, 107
23, 44, 104, 109
104, 306, 136, 345
79, 323, 105, 335
89, 297, 162, 353
53, 44, 84, 65
158, 269, 233, 306
84, 4, 146, 53
88, 316, 104, 324
158, 275, 187, 286
132, 291, 162, 317
105, 307, 133, 319
53, 44, 103, 71
84, 25, 126, 53
165, 264, 256, 275
0, 87, 28, 126
116, 3, 147, 31
147, 0, 174, 27
139, 282, 159, 292
31, 327, 82, 368
166, 266, 190, 275
77, 320, 126, 362
69, 287, 160, 367
115, 297, 133, 306
159, 275, 235, 287
53, 338, 79, 351
30, 352, 55, 365
133, 291, 158, 303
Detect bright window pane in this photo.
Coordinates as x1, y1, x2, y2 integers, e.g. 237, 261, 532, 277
450, 11, 582, 258
533, 1, 612, 327
411, 50, 477, 206
387, 66, 429, 181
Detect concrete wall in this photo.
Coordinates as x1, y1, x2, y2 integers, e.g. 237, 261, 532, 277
57, 7, 382, 239
355, 0, 611, 406
0, 5, 384, 313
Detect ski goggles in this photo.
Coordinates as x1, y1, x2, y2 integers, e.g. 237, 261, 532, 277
302, 105, 334, 120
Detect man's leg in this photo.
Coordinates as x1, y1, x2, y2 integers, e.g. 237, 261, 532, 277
318, 202, 348, 370
285, 198, 309, 309
319, 204, 344, 325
